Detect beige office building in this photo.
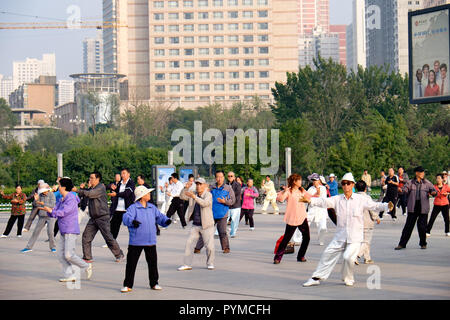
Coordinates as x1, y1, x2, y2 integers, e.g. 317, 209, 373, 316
104, 0, 300, 108
423, 0, 450, 7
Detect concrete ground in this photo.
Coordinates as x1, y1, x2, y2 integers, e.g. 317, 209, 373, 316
0, 203, 449, 300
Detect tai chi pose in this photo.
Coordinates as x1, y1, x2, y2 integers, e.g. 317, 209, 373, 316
302, 173, 392, 287
178, 177, 215, 271
307, 173, 328, 246
261, 175, 279, 214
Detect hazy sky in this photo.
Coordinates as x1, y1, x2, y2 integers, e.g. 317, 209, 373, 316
0, 0, 352, 80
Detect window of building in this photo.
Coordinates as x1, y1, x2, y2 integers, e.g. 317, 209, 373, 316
185, 72, 195, 79
199, 24, 209, 31
168, 13, 179, 20
259, 71, 269, 78
199, 60, 210, 67
259, 58, 269, 65
198, 12, 209, 19
243, 0, 253, 4
199, 36, 209, 43
154, 13, 164, 20
199, 72, 210, 79
170, 61, 180, 68
243, 35, 254, 42
184, 12, 194, 19
243, 23, 253, 30
229, 84, 240, 91
168, 1, 179, 7
258, 10, 268, 17
214, 36, 224, 43
200, 84, 210, 91
185, 48, 194, 55
155, 49, 165, 56
170, 37, 180, 44
184, 24, 194, 31
170, 73, 180, 80
155, 73, 165, 80
228, 11, 238, 18
214, 72, 225, 78
244, 83, 254, 90
184, 0, 194, 6
199, 48, 210, 55
170, 85, 180, 92
257, 0, 268, 5
154, 25, 164, 32
244, 47, 254, 54
228, 0, 238, 5
155, 85, 165, 92
155, 37, 165, 44
213, 11, 224, 19
228, 35, 239, 42
229, 59, 239, 66
169, 25, 179, 32
228, 23, 239, 30
154, 1, 164, 8
244, 71, 254, 78
213, 0, 223, 6
259, 83, 269, 90
214, 24, 224, 30
229, 71, 239, 79
199, 0, 209, 6
215, 84, 225, 90
258, 34, 268, 42
243, 11, 253, 18
258, 22, 268, 30
215, 96, 225, 100
259, 46, 269, 54
184, 36, 194, 43
184, 84, 195, 91
229, 47, 239, 54
214, 48, 224, 55
184, 60, 195, 67
244, 59, 254, 66
169, 49, 180, 55
185, 96, 196, 100
214, 60, 225, 67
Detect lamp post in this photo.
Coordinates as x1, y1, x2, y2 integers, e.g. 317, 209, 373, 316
69, 116, 85, 135
44, 112, 62, 127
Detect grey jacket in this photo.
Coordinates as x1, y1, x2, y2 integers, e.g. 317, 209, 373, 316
180, 188, 214, 230
228, 180, 242, 209
357, 192, 379, 229
78, 183, 110, 219
37, 192, 56, 217
402, 178, 436, 214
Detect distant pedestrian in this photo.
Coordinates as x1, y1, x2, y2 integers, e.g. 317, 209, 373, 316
240, 179, 259, 230
361, 170, 372, 194
327, 174, 338, 197
307, 173, 328, 246
21, 184, 57, 253
23, 180, 44, 233
165, 173, 187, 228
378, 170, 387, 202
120, 186, 171, 293
106, 173, 122, 217
397, 167, 409, 216
1, 185, 27, 238
39, 177, 92, 283
137, 174, 160, 236
395, 166, 437, 250
426, 174, 449, 237
380, 168, 399, 221
227, 171, 242, 238
261, 175, 279, 214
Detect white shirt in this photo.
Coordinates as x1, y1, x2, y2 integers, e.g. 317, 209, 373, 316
170, 180, 184, 197
439, 76, 449, 95
307, 186, 328, 215
185, 180, 196, 193
116, 179, 129, 212
310, 193, 388, 243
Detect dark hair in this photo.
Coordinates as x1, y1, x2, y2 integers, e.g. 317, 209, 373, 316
355, 180, 367, 192
423, 64, 430, 70
215, 170, 225, 177
436, 174, 444, 179
15, 184, 22, 189
137, 174, 145, 180
429, 70, 437, 85
168, 177, 173, 182
287, 174, 304, 192
121, 168, 130, 173
59, 178, 74, 192
440, 63, 447, 72
188, 174, 194, 179
91, 172, 102, 181
171, 172, 179, 180
266, 175, 271, 178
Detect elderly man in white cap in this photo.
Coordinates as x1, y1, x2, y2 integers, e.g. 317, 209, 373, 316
302, 173, 393, 287
178, 177, 215, 271
21, 184, 56, 253
23, 179, 46, 232
120, 185, 172, 293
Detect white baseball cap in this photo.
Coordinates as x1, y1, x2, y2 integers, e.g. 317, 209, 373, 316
134, 186, 155, 201
195, 177, 207, 184
341, 172, 356, 184
37, 183, 52, 195
329, 173, 335, 178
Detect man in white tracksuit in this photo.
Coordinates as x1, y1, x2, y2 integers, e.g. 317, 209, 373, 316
302, 173, 393, 287
261, 175, 279, 214
307, 174, 328, 246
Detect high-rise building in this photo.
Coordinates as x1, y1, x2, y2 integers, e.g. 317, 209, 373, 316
103, 0, 301, 108
83, 30, 104, 73
298, 0, 330, 34
299, 27, 340, 67
13, 53, 56, 89
423, 0, 450, 7
329, 25, 347, 66
347, 0, 366, 71
57, 80, 75, 106
0, 75, 14, 102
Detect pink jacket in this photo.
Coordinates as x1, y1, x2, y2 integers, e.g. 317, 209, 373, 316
241, 186, 259, 209
277, 188, 311, 226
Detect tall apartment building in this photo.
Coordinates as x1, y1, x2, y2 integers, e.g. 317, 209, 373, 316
423, 0, 450, 7
12, 53, 56, 89
299, 27, 340, 67
103, 0, 300, 107
83, 31, 104, 73
347, 0, 366, 72
57, 80, 75, 106
0, 75, 14, 101
298, 0, 330, 34
329, 25, 347, 66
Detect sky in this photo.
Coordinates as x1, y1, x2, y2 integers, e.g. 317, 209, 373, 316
0, 0, 353, 81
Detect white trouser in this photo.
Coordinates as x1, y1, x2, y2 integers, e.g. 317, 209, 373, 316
358, 228, 374, 260
311, 239, 361, 284
183, 225, 215, 266
262, 197, 278, 212
308, 208, 327, 244
58, 234, 89, 279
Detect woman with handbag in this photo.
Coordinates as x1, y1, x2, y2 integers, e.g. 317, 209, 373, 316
273, 174, 312, 264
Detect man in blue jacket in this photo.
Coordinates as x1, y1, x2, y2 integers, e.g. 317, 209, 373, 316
120, 186, 172, 293
194, 171, 235, 254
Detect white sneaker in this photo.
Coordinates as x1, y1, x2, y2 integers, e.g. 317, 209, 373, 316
250, 227, 255, 231
59, 277, 76, 282
22, 228, 28, 232
173, 220, 177, 224
230, 235, 235, 238
274, 211, 280, 215
446, 233, 450, 237
17, 235, 22, 238
261, 211, 267, 215
426, 233, 431, 237
207, 265, 215, 270
303, 278, 320, 287
0, 235, 7, 238
85, 263, 93, 280
121, 286, 132, 293
102, 244, 108, 248
345, 280, 355, 286
151, 284, 162, 290
177, 265, 192, 271
319, 242, 324, 246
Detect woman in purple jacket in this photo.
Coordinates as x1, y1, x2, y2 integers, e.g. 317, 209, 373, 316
120, 186, 172, 293
41, 177, 93, 283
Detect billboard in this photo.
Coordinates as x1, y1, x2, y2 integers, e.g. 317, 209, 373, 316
409, 4, 450, 104
152, 165, 176, 204
179, 166, 198, 183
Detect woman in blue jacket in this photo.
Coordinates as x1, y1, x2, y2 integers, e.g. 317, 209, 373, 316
121, 186, 172, 293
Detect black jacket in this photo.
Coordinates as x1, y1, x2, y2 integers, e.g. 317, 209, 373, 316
106, 181, 120, 215
228, 180, 242, 209
109, 179, 135, 212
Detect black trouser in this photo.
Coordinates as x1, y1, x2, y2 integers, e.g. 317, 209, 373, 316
110, 211, 126, 239
166, 197, 186, 227
196, 216, 229, 251
54, 222, 59, 237
274, 220, 310, 262
397, 193, 408, 215
381, 194, 397, 218
3, 215, 25, 236
123, 245, 158, 289
327, 208, 337, 225
427, 204, 449, 234
240, 209, 254, 228
399, 201, 427, 247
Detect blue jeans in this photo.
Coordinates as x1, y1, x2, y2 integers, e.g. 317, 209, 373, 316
229, 208, 241, 237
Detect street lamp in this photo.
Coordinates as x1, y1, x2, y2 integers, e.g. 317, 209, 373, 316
44, 112, 61, 127
69, 115, 86, 135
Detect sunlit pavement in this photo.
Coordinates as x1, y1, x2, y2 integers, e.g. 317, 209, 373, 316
1, 203, 449, 300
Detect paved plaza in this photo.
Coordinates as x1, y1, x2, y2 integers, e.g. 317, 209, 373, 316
0, 204, 449, 300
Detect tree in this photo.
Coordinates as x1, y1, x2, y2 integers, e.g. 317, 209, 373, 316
25, 128, 71, 154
